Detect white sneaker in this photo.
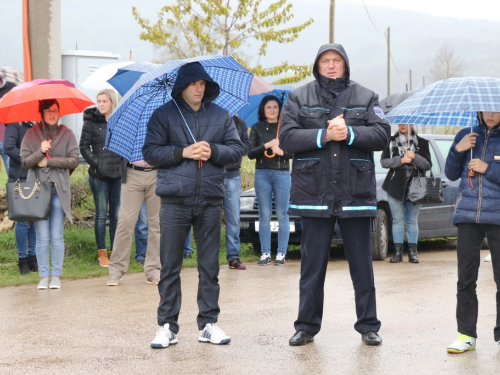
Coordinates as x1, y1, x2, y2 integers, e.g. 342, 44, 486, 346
274, 253, 286, 265
447, 333, 476, 353
258, 253, 271, 265
151, 324, 178, 349
198, 323, 231, 345
484, 253, 492, 262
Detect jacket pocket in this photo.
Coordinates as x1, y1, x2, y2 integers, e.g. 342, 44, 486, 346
344, 108, 368, 126
291, 159, 320, 201
350, 159, 374, 198
298, 107, 330, 129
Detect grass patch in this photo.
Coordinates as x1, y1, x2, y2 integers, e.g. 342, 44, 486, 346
0, 225, 260, 287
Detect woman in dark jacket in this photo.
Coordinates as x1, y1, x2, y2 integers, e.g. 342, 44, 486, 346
4, 121, 37, 274
381, 124, 431, 263
80, 89, 122, 267
248, 95, 293, 266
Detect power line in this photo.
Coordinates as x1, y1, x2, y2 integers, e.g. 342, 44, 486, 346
361, 0, 404, 78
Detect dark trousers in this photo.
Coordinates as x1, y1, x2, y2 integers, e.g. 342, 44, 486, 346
456, 223, 500, 341
295, 216, 381, 336
157, 204, 222, 334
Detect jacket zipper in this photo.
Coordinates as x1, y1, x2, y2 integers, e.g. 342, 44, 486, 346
454, 193, 462, 213
391, 170, 396, 180
194, 112, 201, 206
476, 131, 491, 223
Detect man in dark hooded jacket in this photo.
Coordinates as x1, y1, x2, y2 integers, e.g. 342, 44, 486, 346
143, 62, 243, 348
280, 43, 391, 346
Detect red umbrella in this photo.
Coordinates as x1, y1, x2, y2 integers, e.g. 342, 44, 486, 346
0, 79, 94, 123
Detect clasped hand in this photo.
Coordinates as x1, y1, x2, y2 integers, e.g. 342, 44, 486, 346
183, 141, 211, 161
455, 132, 478, 153
401, 150, 415, 164
468, 158, 488, 174
326, 115, 348, 142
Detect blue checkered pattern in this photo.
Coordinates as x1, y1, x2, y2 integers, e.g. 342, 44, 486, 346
385, 77, 500, 127
105, 55, 253, 162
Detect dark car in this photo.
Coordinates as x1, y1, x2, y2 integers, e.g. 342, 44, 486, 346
239, 134, 460, 260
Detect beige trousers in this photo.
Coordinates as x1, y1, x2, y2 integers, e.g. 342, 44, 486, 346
108, 168, 160, 279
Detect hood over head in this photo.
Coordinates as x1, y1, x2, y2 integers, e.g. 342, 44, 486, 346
313, 43, 350, 83
171, 61, 220, 104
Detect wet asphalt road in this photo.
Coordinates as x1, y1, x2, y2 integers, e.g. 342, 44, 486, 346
1, 248, 499, 375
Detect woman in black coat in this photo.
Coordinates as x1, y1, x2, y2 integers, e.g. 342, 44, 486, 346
381, 124, 431, 263
80, 89, 122, 267
4, 121, 37, 274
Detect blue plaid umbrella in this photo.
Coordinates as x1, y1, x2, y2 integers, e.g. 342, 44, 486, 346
106, 55, 253, 162
384, 77, 500, 127
237, 84, 293, 127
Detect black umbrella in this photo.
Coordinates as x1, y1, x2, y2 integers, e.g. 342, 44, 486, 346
379, 91, 413, 114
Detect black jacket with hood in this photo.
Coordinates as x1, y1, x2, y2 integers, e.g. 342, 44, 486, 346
279, 43, 391, 218
142, 62, 244, 206
80, 107, 122, 179
225, 115, 251, 178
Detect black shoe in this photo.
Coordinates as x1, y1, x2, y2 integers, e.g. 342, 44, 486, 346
18, 257, 30, 275
289, 330, 314, 346
390, 243, 403, 263
135, 258, 145, 265
408, 243, 419, 263
184, 253, 192, 260
361, 331, 382, 346
28, 255, 38, 272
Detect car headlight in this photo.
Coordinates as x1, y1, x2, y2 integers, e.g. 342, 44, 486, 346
240, 197, 254, 210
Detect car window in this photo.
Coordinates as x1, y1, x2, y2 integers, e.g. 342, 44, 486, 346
374, 151, 384, 173
435, 139, 454, 164
429, 144, 440, 175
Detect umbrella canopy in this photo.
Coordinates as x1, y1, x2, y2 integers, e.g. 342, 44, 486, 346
237, 84, 293, 127
107, 62, 161, 96
80, 61, 135, 91
384, 77, 500, 127
0, 79, 94, 123
0, 67, 24, 86
379, 91, 413, 114
106, 55, 253, 162
249, 75, 274, 95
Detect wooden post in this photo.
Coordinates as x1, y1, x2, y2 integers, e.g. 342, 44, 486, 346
329, 0, 335, 43
387, 27, 390, 96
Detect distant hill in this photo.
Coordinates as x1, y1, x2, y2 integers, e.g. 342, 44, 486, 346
2, 0, 500, 100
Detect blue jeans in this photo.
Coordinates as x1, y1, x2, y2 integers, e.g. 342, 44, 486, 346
0, 141, 9, 175
89, 175, 121, 250
35, 189, 65, 278
134, 202, 191, 260
254, 169, 291, 254
15, 221, 36, 258
224, 176, 241, 261
387, 193, 421, 244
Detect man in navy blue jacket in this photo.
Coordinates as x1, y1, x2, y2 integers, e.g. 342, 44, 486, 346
143, 62, 243, 349
280, 44, 390, 347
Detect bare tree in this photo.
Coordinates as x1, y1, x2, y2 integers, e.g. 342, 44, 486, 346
429, 45, 466, 82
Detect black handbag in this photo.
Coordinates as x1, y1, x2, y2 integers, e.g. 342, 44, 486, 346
407, 170, 444, 205
6, 165, 53, 221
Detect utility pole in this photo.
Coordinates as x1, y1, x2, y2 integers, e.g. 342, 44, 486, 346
386, 27, 390, 96
409, 69, 412, 91
329, 0, 335, 43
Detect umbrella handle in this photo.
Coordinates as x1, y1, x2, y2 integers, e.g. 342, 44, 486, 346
264, 115, 281, 159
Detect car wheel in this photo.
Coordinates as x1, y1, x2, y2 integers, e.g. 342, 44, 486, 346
371, 208, 389, 261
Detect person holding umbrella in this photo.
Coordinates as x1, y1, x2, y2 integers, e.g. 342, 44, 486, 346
20, 99, 80, 290
445, 111, 500, 353
143, 61, 243, 348
381, 124, 431, 263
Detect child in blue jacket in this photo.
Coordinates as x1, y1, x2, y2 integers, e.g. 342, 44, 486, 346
445, 111, 500, 353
